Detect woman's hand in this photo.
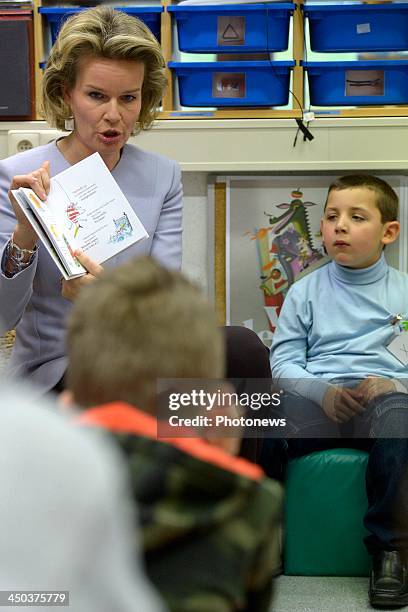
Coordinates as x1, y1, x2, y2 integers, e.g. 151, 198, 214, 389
61, 249, 103, 302
9, 161, 51, 250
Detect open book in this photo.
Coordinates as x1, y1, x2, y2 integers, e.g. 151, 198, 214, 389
12, 152, 148, 279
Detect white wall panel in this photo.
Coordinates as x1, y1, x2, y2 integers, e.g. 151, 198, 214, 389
3, 117, 408, 171
1, 118, 408, 294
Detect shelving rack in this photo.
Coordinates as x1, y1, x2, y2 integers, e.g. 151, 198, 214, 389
31, 0, 408, 120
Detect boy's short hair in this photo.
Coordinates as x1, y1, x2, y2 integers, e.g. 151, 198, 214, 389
67, 257, 224, 410
325, 174, 399, 223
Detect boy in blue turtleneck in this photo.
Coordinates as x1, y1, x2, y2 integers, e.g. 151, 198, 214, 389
270, 175, 408, 608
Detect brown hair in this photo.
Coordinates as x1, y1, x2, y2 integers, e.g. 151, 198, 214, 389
67, 256, 224, 410
41, 6, 166, 132
325, 174, 398, 223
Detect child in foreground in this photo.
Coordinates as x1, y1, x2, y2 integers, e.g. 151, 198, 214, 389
65, 255, 283, 612
269, 175, 408, 608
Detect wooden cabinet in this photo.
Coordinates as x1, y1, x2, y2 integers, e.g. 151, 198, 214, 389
32, 0, 408, 120
0, 10, 35, 120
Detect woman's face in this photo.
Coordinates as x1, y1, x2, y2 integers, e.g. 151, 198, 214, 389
64, 55, 144, 168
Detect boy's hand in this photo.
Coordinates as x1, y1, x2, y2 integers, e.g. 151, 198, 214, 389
322, 385, 365, 423
356, 376, 398, 404
61, 249, 103, 302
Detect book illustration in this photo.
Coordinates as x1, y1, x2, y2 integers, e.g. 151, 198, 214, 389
109, 213, 133, 244
62, 233, 82, 269
50, 223, 59, 239
32, 188, 83, 272
28, 191, 45, 211
52, 178, 88, 239
65, 201, 87, 238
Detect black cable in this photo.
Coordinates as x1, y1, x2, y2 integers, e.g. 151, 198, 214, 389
265, 3, 314, 147
296, 117, 314, 141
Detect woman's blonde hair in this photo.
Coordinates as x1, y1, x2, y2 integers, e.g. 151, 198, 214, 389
41, 6, 166, 132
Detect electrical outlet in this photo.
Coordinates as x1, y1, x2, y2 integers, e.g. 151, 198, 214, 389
17, 139, 35, 152
8, 131, 40, 156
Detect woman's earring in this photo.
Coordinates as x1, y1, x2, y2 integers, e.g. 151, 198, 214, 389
64, 117, 74, 131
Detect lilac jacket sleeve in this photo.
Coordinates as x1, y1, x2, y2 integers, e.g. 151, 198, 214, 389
0, 158, 39, 332
150, 160, 182, 270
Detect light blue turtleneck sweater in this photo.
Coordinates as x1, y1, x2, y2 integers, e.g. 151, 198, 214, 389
271, 253, 408, 406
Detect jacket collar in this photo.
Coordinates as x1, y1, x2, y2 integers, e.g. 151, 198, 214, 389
77, 402, 264, 481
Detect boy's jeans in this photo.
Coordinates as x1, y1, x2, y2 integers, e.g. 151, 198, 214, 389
261, 385, 408, 555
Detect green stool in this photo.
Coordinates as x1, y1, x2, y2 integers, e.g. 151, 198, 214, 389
284, 448, 371, 576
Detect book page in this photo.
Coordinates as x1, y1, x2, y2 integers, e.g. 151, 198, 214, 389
11, 189, 86, 279
49, 153, 148, 264
12, 152, 148, 279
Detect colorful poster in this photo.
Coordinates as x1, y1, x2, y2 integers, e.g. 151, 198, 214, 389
225, 175, 406, 346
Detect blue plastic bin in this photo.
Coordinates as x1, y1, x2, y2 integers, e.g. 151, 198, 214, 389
39, 6, 163, 43
167, 3, 295, 53
303, 3, 408, 52
303, 60, 408, 106
168, 60, 294, 107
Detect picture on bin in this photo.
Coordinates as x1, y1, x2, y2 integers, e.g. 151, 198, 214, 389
213, 72, 245, 99
345, 70, 384, 97
217, 16, 245, 46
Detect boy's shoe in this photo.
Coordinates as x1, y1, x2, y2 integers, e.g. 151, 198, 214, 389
369, 550, 408, 608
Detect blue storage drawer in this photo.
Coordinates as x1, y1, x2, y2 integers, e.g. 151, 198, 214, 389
168, 60, 294, 107
303, 60, 408, 106
39, 6, 163, 44
303, 3, 408, 52
167, 3, 295, 53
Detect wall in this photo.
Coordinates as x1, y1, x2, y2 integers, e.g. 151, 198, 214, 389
2, 117, 408, 297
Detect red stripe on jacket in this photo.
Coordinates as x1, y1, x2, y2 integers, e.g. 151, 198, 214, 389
77, 402, 264, 481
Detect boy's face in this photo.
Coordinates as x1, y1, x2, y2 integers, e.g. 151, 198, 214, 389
321, 187, 399, 269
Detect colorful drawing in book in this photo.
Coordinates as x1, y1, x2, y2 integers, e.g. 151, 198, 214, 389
109, 213, 133, 244
52, 178, 87, 238
248, 189, 324, 331
28, 192, 45, 211
65, 202, 86, 238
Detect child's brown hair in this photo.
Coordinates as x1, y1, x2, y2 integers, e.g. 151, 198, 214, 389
67, 256, 224, 410
325, 174, 398, 223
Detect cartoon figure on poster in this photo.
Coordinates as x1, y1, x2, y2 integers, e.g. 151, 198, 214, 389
248, 189, 325, 331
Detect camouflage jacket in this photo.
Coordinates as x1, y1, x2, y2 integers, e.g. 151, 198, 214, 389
78, 402, 283, 612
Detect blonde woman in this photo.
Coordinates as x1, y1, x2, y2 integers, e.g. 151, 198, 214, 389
0, 7, 182, 392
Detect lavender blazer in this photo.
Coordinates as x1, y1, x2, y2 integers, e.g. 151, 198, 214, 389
0, 141, 183, 392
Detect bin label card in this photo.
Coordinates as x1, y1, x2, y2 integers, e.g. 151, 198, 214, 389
218, 16, 245, 46
357, 22, 371, 35
213, 73, 246, 99
345, 70, 384, 97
